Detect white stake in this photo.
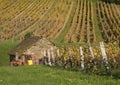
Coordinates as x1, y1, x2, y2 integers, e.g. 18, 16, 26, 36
80, 46, 84, 71
15, 52, 18, 60
89, 44, 95, 59
100, 42, 110, 75
43, 49, 47, 65
44, 49, 46, 57
56, 48, 60, 65
47, 49, 52, 66
57, 49, 60, 58
100, 42, 108, 63
51, 47, 55, 66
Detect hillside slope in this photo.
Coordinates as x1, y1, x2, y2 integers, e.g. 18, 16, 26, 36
0, 0, 119, 45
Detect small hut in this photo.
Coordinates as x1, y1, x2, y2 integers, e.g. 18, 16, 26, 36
9, 36, 56, 66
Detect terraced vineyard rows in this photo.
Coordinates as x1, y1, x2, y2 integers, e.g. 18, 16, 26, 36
0, 0, 33, 24
63, 0, 96, 43
0, 0, 55, 40
0, 0, 120, 44
96, 2, 120, 43
0, 0, 16, 11
33, 0, 72, 40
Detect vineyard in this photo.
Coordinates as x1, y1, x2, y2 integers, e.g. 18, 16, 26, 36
40, 42, 120, 75
63, 0, 120, 43
0, 0, 119, 44
0, 0, 120, 75
96, 1, 120, 43
63, 0, 97, 43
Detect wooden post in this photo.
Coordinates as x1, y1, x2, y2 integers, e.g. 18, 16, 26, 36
100, 42, 111, 75
80, 46, 84, 71
68, 48, 73, 68
47, 49, 52, 66
62, 55, 67, 69
51, 47, 55, 66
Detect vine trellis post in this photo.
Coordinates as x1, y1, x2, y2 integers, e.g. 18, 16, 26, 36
57, 49, 60, 65
43, 49, 47, 65
47, 49, 52, 66
100, 42, 111, 75
80, 46, 84, 71
51, 47, 55, 66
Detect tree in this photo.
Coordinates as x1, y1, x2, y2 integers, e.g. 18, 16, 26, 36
24, 32, 33, 39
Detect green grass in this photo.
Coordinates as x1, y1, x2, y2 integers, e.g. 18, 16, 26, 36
0, 40, 19, 66
92, 1, 103, 42
0, 65, 120, 85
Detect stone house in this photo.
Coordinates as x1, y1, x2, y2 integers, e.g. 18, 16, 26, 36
8, 36, 56, 66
